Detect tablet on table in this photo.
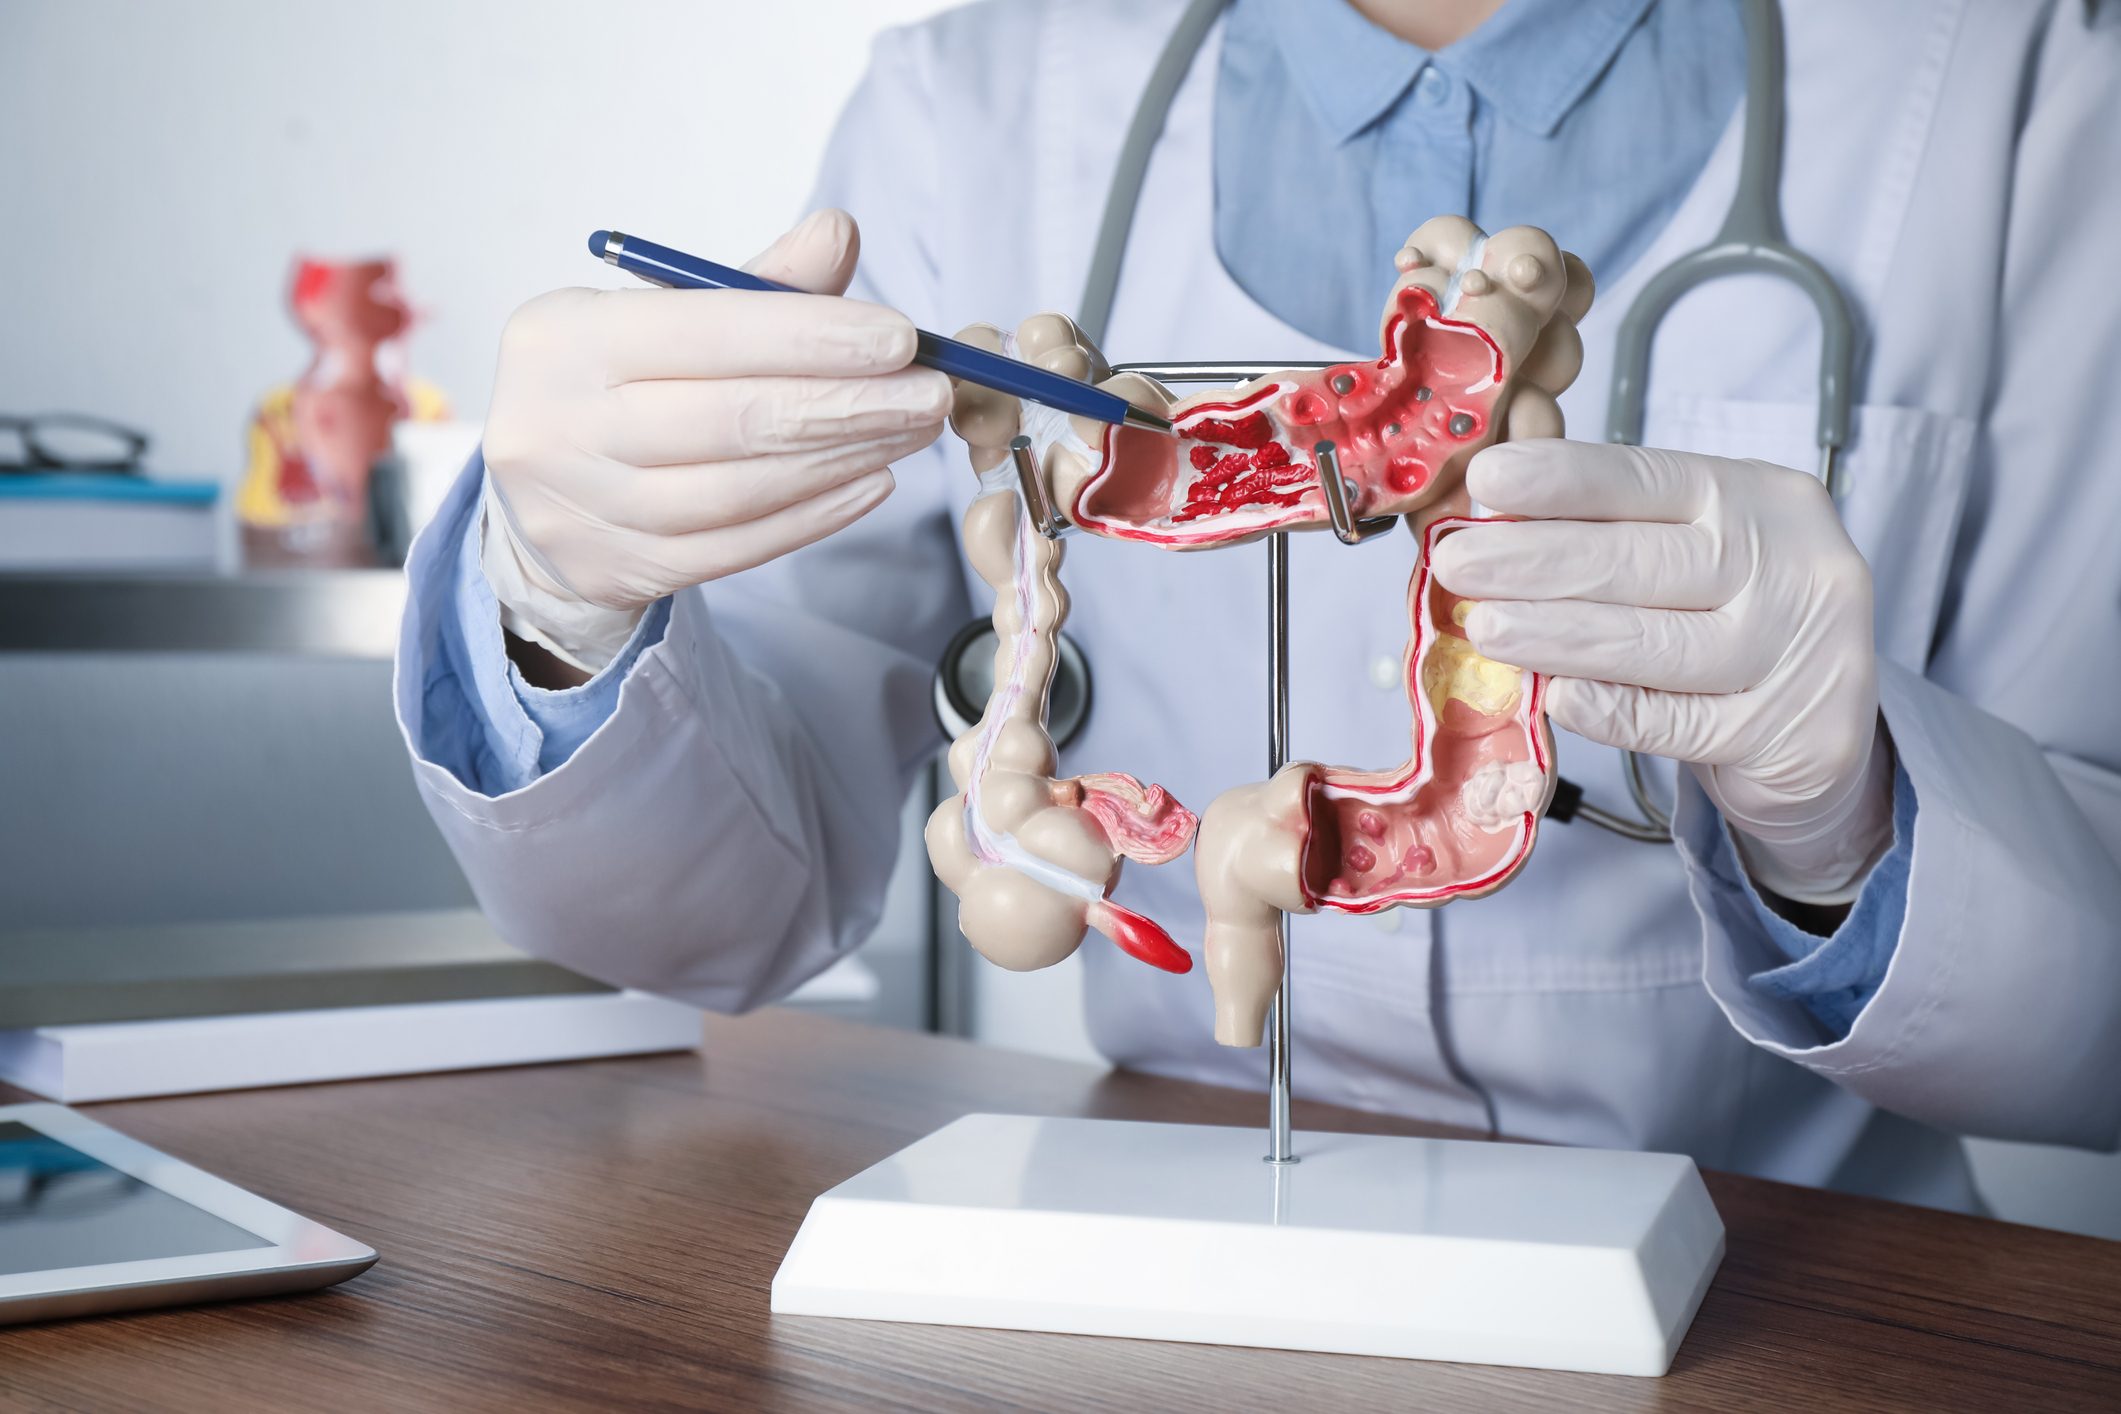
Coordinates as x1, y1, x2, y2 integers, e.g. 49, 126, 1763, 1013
0, 1102, 375, 1325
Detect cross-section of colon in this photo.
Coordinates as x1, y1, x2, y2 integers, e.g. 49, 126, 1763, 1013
1192, 518, 1556, 1045
935, 217, 1592, 1046
1062, 283, 1501, 546
1028, 217, 1588, 551
1309, 519, 1552, 908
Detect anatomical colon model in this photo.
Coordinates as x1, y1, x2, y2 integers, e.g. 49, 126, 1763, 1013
931, 218, 1592, 1046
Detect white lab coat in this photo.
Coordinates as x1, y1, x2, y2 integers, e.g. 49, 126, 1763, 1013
397, 0, 2121, 1208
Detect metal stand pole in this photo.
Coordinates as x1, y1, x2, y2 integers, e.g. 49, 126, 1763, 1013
1094, 362, 1356, 1170
1265, 531, 1297, 1165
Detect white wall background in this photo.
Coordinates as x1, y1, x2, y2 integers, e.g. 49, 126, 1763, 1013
3, 0, 2114, 1242
0, 0, 955, 480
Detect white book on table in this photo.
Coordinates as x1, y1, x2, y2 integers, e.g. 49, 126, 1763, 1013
0, 474, 228, 572
0, 990, 701, 1103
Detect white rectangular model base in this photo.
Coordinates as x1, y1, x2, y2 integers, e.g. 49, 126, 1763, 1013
772, 1115, 1724, 1377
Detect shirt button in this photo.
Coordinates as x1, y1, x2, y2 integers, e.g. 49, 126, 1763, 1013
1416, 67, 1451, 105
1371, 909, 1403, 934
1369, 654, 1401, 691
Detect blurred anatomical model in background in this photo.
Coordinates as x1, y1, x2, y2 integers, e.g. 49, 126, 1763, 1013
240, 257, 447, 566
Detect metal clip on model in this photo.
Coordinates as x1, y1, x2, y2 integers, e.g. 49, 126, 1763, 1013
1008, 436, 1070, 539
1313, 441, 1398, 545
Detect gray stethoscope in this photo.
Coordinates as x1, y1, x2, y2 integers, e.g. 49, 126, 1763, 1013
934, 0, 1856, 845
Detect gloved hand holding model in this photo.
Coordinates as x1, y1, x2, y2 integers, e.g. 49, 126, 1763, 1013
479, 209, 952, 673
1432, 441, 1892, 904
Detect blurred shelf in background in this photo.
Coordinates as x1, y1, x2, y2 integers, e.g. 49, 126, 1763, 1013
0, 570, 933, 1047
0, 909, 604, 1031
0, 570, 403, 656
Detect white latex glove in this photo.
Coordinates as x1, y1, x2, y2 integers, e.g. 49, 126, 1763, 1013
480, 208, 952, 672
1432, 440, 1893, 906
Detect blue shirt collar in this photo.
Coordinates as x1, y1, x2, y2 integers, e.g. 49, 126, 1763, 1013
1231, 0, 1660, 142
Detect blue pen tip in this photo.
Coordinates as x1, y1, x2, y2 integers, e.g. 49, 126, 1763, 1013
588, 229, 610, 259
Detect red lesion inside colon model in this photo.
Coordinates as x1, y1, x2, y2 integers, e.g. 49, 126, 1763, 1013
1076, 286, 1503, 542
1174, 404, 1310, 524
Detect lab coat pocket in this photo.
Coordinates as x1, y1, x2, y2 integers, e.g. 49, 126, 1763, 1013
1641, 396, 1977, 671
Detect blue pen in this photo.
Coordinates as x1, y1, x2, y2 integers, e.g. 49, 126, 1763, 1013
589, 230, 1174, 437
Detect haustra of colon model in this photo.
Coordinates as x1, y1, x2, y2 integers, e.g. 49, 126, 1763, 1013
930, 217, 1593, 1047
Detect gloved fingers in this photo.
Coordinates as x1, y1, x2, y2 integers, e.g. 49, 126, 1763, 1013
606, 426, 940, 534
596, 368, 951, 465
1466, 440, 1717, 524
1543, 678, 1746, 766
655, 468, 896, 584
1431, 519, 1735, 609
592, 288, 918, 383
1462, 598, 1767, 694
740, 208, 862, 296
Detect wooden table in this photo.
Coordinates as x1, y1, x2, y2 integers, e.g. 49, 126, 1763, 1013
4, 1011, 2117, 1411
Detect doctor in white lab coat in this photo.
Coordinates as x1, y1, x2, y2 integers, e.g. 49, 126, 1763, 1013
396, 0, 2121, 1210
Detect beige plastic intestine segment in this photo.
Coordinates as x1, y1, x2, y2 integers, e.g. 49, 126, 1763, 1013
926, 345, 1200, 977
1389, 216, 1593, 455
1194, 766, 1315, 1044
948, 316, 1112, 476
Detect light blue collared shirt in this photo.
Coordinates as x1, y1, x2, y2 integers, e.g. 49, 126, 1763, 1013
413, 0, 1907, 1038
1215, 0, 1748, 351
414, 453, 669, 799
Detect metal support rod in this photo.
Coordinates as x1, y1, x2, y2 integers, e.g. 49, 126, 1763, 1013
1109, 361, 1326, 382
1009, 435, 1066, 539
1265, 530, 1297, 1165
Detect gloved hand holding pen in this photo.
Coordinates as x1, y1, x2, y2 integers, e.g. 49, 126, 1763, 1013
1433, 440, 1894, 906
478, 208, 953, 675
